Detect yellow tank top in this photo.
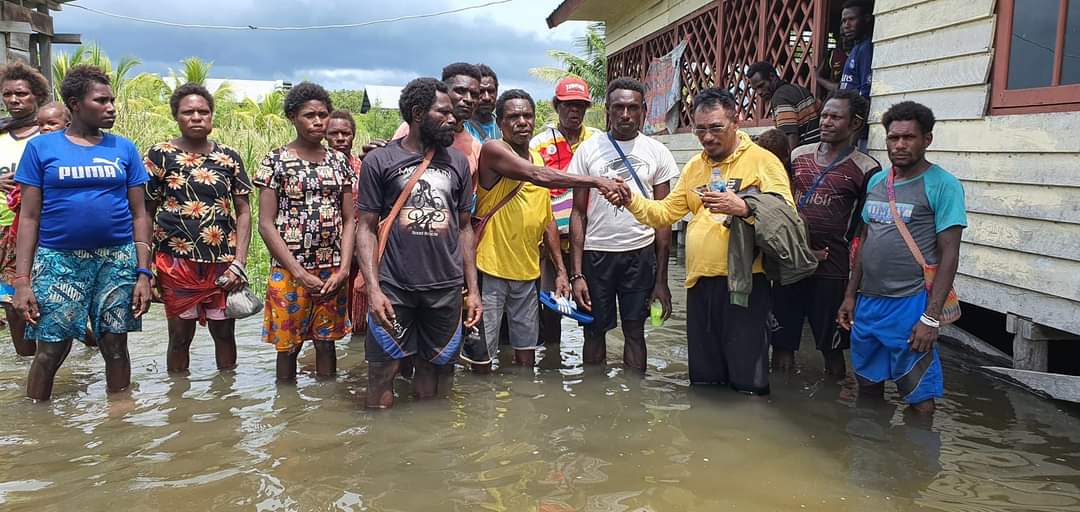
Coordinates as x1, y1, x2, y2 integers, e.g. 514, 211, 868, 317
475, 148, 553, 280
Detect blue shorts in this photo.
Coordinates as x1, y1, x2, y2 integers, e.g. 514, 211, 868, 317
851, 291, 943, 404
28, 244, 141, 343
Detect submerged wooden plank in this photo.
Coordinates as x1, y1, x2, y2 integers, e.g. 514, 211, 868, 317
983, 367, 1080, 403
963, 181, 1080, 224
870, 84, 989, 121
874, 0, 994, 42
872, 54, 991, 95
873, 18, 995, 69
954, 274, 1080, 336
964, 213, 1080, 262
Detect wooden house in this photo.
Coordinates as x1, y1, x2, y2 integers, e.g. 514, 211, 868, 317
548, 0, 1080, 375
0, 0, 79, 85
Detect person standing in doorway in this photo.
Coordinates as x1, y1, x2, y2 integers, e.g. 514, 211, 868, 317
568, 77, 679, 371
356, 78, 480, 408
530, 77, 602, 346
819, 0, 874, 98
14, 65, 153, 400
771, 89, 879, 377
254, 82, 355, 382
838, 102, 965, 415
145, 83, 253, 374
0, 61, 49, 356
464, 64, 501, 143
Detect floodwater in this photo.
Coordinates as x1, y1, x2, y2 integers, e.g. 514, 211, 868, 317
2, 264, 1080, 512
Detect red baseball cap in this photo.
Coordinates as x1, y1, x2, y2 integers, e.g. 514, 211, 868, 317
555, 77, 592, 103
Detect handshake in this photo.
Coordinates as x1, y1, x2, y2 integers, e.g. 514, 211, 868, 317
595, 177, 633, 207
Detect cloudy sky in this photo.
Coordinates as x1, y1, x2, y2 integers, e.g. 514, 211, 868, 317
53, 0, 588, 97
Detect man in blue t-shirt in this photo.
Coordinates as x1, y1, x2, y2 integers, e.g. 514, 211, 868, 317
838, 102, 965, 415
837, 0, 873, 99
463, 64, 502, 143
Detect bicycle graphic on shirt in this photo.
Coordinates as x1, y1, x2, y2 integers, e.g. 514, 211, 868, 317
405, 180, 447, 233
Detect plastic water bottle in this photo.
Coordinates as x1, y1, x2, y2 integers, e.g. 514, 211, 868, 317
710, 167, 727, 223
650, 300, 665, 327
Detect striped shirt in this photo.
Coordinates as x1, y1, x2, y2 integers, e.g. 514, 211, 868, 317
769, 83, 821, 146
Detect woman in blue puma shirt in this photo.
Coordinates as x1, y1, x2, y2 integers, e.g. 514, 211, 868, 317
12, 65, 152, 400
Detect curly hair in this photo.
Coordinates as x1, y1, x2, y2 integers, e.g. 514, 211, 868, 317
753, 128, 792, 171
169, 82, 214, 117
60, 65, 111, 110
495, 89, 534, 122
328, 110, 356, 132
692, 87, 738, 116
842, 0, 873, 17
283, 81, 332, 118
747, 61, 778, 80
825, 88, 870, 123
882, 101, 936, 134
441, 62, 482, 82
605, 77, 646, 102
398, 77, 449, 123
0, 60, 50, 106
476, 63, 498, 86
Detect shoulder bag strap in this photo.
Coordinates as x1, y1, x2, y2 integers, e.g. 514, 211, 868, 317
798, 146, 855, 208
376, 148, 435, 265
607, 132, 649, 196
473, 140, 529, 244
886, 168, 928, 268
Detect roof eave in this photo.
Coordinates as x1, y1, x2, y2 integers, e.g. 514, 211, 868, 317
546, 0, 589, 28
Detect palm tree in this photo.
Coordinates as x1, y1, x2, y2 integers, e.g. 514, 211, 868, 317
529, 22, 607, 104
167, 57, 235, 103
52, 42, 141, 100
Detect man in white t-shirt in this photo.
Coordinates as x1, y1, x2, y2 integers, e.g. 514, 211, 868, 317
567, 77, 679, 371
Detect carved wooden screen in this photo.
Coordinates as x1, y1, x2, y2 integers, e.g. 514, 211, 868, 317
607, 0, 825, 130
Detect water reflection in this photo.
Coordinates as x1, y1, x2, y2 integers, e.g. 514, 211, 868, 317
2, 265, 1080, 510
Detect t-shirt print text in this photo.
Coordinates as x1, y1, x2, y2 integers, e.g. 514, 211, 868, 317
59, 157, 123, 180
865, 200, 912, 224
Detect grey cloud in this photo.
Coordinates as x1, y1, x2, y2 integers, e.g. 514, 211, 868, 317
53, 1, 579, 96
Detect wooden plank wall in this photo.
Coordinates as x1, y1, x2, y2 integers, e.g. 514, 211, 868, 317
606, 0, 713, 53
869, 0, 1080, 335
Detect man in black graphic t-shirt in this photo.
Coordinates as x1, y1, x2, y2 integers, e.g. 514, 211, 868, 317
355, 77, 480, 409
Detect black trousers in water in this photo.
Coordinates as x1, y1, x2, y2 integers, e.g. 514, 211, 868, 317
686, 274, 771, 394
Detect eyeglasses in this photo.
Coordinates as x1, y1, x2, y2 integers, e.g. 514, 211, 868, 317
692, 124, 730, 136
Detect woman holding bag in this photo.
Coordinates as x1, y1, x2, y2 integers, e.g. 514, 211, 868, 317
144, 83, 253, 373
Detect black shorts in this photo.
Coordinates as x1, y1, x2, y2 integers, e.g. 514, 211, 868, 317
771, 277, 850, 352
583, 244, 656, 335
365, 284, 463, 365
687, 275, 771, 394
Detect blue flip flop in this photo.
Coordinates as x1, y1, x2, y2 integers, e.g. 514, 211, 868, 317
539, 290, 594, 324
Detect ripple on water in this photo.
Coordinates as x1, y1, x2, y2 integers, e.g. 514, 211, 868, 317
2, 270, 1080, 510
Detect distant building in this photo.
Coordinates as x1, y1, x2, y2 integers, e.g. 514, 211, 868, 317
360, 85, 402, 113
202, 78, 291, 103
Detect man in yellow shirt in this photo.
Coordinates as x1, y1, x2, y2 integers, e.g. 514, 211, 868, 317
619, 88, 794, 394
463, 89, 623, 371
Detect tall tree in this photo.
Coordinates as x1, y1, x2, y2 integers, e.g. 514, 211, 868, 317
529, 22, 607, 104
52, 42, 141, 101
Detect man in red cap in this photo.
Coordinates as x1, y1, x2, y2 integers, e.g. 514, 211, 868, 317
529, 77, 602, 347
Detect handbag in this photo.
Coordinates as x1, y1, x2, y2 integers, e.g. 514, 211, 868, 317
221, 264, 263, 319
886, 169, 961, 324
